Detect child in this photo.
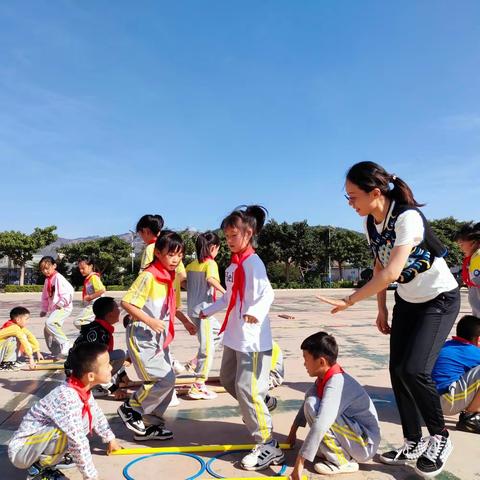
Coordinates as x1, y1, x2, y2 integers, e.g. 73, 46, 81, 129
74, 256, 106, 329
288, 332, 380, 479
200, 205, 284, 471
185, 231, 226, 400
66, 297, 127, 399
39, 256, 75, 358
432, 315, 480, 433
455, 222, 480, 316
269, 340, 285, 389
118, 231, 197, 441
0, 307, 43, 371
8, 342, 122, 480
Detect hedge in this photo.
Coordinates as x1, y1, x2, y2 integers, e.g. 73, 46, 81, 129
4, 285, 44, 293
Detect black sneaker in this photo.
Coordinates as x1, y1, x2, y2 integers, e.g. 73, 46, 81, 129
379, 438, 429, 465
456, 411, 480, 434
415, 434, 453, 477
265, 394, 278, 412
134, 425, 174, 441
55, 453, 75, 470
117, 401, 146, 435
0, 361, 20, 371
27, 466, 67, 480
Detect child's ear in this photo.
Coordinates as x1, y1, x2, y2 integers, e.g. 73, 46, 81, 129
87, 371, 96, 383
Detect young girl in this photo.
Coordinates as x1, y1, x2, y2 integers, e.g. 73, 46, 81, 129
455, 222, 480, 316
39, 256, 75, 358
318, 162, 460, 478
200, 205, 284, 471
73, 256, 106, 330
117, 231, 197, 441
185, 231, 226, 400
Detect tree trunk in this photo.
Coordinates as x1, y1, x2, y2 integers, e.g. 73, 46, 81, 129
20, 264, 25, 286
285, 262, 290, 283
338, 261, 344, 280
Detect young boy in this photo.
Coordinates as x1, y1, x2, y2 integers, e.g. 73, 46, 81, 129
432, 315, 480, 433
288, 332, 380, 478
66, 297, 127, 398
8, 342, 122, 480
0, 307, 43, 370
39, 256, 74, 358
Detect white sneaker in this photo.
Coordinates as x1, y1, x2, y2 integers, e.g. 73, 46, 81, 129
241, 440, 284, 471
168, 390, 180, 407
314, 460, 359, 475
171, 359, 186, 375
188, 383, 217, 400
59, 342, 72, 358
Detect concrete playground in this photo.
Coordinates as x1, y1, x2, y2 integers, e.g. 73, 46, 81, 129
0, 289, 476, 480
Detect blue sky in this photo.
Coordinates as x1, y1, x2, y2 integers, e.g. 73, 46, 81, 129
0, 1, 478, 238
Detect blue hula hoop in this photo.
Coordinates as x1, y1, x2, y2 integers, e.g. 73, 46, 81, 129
205, 450, 287, 478
122, 451, 207, 480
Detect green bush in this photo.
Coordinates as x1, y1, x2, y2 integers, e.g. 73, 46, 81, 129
4, 285, 44, 293
104, 285, 128, 291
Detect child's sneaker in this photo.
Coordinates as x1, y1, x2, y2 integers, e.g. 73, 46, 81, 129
415, 434, 453, 477
27, 465, 67, 480
188, 383, 218, 400
314, 459, 359, 475
265, 394, 277, 412
59, 342, 72, 358
171, 358, 186, 375
117, 401, 146, 435
0, 361, 20, 371
184, 361, 196, 374
379, 437, 429, 465
456, 411, 480, 434
134, 425, 174, 441
168, 390, 180, 407
241, 439, 284, 471
55, 452, 75, 470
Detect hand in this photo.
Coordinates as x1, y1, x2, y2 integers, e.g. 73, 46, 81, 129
36, 352, 44, 361
290, 470, 302, 480
55, 304, 63, 310
184, 321, 197, 336
376, 308, 391, 335
243, 314, 258, 324
28, 356, 36, 370
199, 311, 207, 319
146, 318, 165, 334
316, 295, 349, 314
84, 294, 92, 302
39, 311, 47, 318
107, 438, 123, 455
286, 426, 298, 447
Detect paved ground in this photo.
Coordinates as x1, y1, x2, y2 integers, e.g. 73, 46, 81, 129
0, 289, 477, 480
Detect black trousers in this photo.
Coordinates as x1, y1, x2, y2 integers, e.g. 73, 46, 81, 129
389, 287, 460, 440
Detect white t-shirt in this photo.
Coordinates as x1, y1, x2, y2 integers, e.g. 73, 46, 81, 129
365, 204, 458, 303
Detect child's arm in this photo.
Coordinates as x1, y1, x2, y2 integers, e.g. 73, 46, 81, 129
175, 310, 197, 335
84, 276, 106, 303
207, 276, 226, 295
23, 327, 43, 363
121, 301, 165, 334
54, 276, 73, 309
242, 259, 274, 324
0, 325, 35, 366
201, 279, 231, 318
40, 282, 48, 314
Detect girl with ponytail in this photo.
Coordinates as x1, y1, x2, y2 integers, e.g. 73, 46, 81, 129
200, 205, 285, 471
318, 161, 460, 477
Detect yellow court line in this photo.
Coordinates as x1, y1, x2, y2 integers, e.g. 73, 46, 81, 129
111, 443, 293, 455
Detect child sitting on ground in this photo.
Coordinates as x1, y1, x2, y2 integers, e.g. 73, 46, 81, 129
287, 332, 380, 478
0, 307, 43, 370
432, 315, 480, 434
8, 342, 122, 480
66, 297, 128, 399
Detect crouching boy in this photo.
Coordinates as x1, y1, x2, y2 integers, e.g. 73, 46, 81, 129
288, 332, 380, 478
8, 342, 122, 480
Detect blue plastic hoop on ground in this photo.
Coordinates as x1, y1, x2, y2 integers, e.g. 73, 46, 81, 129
122, 451, 207, 480
205, 450, 287, 478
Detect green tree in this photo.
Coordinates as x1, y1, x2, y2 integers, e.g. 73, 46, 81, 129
0, 226, 58, 285
430, 217, 469, 267
329, 229, 371, 279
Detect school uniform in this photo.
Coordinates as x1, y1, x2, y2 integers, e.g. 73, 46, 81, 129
41, 273, 74, 357
122, 264, 176, 426
203, 249, 275, 444
461, 249, 480, 316
186, 258, 222, 382
74, 273, 106, 329
269, 340, 285, 389
0, 320, 40, 363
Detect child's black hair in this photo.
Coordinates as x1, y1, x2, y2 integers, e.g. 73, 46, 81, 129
39, 256, 56, 267
10, 306, 30, 319
92, 296, 117, 319
456, 315, 480, 342
220, 205, 268, 247
196, 231, 221, 263
136, 214, 164, 235
300, 331, 338, 365
155, 230, 185, 255
455, 222, 480, 243
77, 255, 96, 268
69, 342, 108, 378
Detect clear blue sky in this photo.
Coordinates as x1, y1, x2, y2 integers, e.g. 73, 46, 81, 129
1, 1, 478, 238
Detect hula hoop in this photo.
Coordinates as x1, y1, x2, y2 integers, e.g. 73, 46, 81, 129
205, 450, 287, 478
123, 451, 206, 480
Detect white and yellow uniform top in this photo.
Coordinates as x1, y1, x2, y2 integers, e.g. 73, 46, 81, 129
467, 248, 480, 316
139, 242, 185, 307
185, 258, 220, 318
0, 322, 40, 357
83, 273, 106, 305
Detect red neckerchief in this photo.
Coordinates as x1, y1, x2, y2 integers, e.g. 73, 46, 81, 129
145, 260, 176, 349
219, 246, 255, 334
46, 272, 57, 297
147, 238, 157, 245
82, 272, 101, 300
316, 364, 344, 398
452, 335, 478, 346
201, 256, 218, 301
67, 376, 93, 434
1, 320, 16, 330
462, 256, 479, 288
95, 318, 114, 351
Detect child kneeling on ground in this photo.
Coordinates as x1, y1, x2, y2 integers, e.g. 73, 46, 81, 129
288, 332, 380, 478
432, 315, 480, 433
8, 342, 122, 480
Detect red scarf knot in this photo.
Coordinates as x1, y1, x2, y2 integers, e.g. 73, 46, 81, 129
316, 363, 344, 399
67, 376, 93, 434
46, 272, 58, 298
